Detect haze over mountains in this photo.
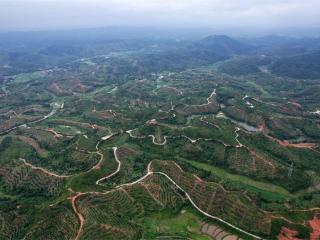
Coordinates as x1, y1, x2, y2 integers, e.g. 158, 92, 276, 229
1, 29, 320, 80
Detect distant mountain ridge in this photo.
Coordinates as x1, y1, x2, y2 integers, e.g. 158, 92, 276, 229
135, 35, 251, 72
195, 35, 252, 56
271, 50, 320, 79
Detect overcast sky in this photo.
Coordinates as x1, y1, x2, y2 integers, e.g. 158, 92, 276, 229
1, 0, 319, 32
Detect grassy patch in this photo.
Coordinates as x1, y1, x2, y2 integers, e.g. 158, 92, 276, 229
143, 208, 211, 240
185, 159, 293, 200
13, 71, 46, 84
246, 81, 270, 97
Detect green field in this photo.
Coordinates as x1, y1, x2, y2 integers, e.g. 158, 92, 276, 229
184, 159, 293, 200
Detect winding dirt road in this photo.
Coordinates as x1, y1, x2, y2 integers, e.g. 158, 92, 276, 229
71, 192, 86, 240
95, 147, 121, 185
71, 153, 263, 240
0, 109, 56, 135
19, 158, 71, 178
151, 170, 263, 240
127, 128, 215, 145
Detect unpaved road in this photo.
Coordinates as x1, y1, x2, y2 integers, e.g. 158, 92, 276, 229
71, 156, 263, 240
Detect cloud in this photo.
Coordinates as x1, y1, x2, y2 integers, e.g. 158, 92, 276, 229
1, 0, 320, 31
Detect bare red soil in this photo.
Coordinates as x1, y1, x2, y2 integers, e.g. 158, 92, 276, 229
310, 215, 320, 240
267, 135, 316, 149
277, 227, 302, 240
288, 101, 302, 109
201, 223, 237, 240
258, 121, 266, 131
47, 128, 63, 139
277, 214, 320, 240
276, 140, 316, 149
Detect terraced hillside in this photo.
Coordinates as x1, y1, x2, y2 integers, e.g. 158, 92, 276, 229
1, 34, 320, 240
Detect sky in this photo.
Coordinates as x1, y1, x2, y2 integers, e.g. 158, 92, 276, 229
0, 0, 320, 32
